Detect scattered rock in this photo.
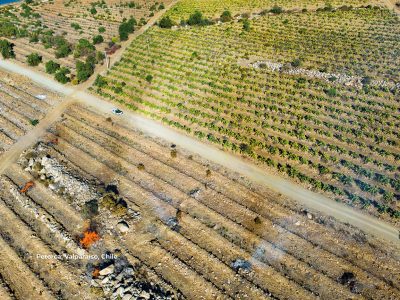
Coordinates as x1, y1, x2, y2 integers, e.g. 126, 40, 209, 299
231, 259, 252, 272
117, 221, 130, 233
99, 264, 115, 276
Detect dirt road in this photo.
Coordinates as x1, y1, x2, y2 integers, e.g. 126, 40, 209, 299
0, 59, 398, 244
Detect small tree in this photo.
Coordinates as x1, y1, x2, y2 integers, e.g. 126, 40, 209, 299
76, 56, 95, 83
0, 39, 15, 59
55, 67, 70, 84
270, 6, 283, 14
45, 60, 60, 74
74, 38, 95, 58
159, 16, 174, 28
146, 74, 153, 83
98, 26, 106, 33
119, 17, 136, 41
242, 19, 251, 31
94, 74, 107, 87
291, 58, 302, 68
220, 10, 232, 22
27, 53, 42, 66
93, 35, 104, 44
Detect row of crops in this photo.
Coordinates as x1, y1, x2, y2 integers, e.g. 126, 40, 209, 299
165, 0, 379, 21
94, 6, 400, 222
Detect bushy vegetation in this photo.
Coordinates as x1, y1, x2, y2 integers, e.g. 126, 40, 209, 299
92, 35, 104, 44
74, 38, 95, 58
186, 11, 213, 26
26, 53, 42, 66
55, 67, 70, 84
159, 16, 174, 28
45, 60, 60, 74
220, 10, 232, 22
76, 56, 96, 83
119, 17, 136, 41
0, 39, 15, 58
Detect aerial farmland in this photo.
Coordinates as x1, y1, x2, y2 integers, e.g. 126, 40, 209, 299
0, 0, 399, 299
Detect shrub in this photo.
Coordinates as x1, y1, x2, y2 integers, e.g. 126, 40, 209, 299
0, 39, 15, 59
270, 6, 284, 14
119, 17, 136, 41
361, 76, 372, 85
187, 11, 212, 26
74, 38, 95, 58
146, 74, 153, 83
98, 26, 106, 33
76, 56, 95, 83
220, 10, 232, 22
45, 60, 60, 74
325, 88, 337, 97
159, 16, 174, 28
26, 53, 42, 66
94, 74, 107, 87
54, 67, 70, 84
82, 199, 99, 219
242, 19, 251, 31
30, 119, 39, 126
71, 22, 81, 30
291, 58, 302, 68
92, 35, 104, 44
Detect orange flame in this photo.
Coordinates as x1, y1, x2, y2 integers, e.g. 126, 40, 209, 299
20, 181, 34, 194
92, 268, 100, 278
80, 230, 100, 249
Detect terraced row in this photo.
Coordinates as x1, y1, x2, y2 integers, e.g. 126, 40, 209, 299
0, 71, 61, 155
35, 104, 399, 299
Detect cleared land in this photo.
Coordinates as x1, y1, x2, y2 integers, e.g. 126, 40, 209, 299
0, 68, 62, 156
0, 103, 398, 299
94, 5, 400, 224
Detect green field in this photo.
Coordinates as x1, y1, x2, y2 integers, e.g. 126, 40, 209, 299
165, 0, 378, 21
93, 6, 400, 222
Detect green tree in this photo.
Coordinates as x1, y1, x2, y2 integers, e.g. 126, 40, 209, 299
94, 74, 107, 87
242, 19, 251, 32
270, 6, 283, 14
92, 35, 104, 44
54, 67, 70, 84
26, 53, 42, 66
74, 39, 95, 58
0, 40, 15, 59
76, 56, 96, 83
45, 60, 60, 74
187, 11, 212, 26
119, 17, 136, 41
159, 16, 174, 28
146, 74, 153, 83
220, 10, 232, 22
291, 58, 302, 68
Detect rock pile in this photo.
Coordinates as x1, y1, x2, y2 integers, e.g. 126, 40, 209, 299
249, 59, 399, 90
90, 254, 177, 300
22, 143, 98, 206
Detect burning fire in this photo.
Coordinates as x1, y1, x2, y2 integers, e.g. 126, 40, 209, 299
92, 268, 100, 278
80, 230, 100, 249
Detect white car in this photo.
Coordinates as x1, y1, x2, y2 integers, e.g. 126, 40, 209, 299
35, 94, 47, 100
112, 108, 123, 115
